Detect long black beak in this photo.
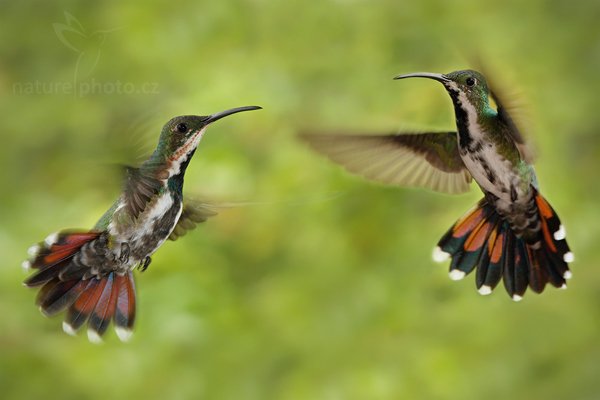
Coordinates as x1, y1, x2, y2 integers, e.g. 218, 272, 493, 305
394, 72, 450, 83
204, 105, 262, 124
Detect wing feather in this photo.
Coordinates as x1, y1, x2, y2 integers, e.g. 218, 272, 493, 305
488, 84, 535, 163
301, 132, 472, 194
122, 165, 164, 219
168, 200, 219, 241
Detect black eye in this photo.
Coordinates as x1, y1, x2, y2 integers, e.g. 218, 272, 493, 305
176, 123, 188, 133
466, 77, 476, 87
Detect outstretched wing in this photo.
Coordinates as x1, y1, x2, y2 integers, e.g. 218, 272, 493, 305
301, 132, 472, 194
169, 200, 219, 241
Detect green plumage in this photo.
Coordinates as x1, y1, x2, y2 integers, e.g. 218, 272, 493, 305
302, 69, 573, 300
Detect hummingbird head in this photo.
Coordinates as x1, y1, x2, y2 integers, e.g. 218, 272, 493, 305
155, 105, 261, 175
394, 69, 494, 115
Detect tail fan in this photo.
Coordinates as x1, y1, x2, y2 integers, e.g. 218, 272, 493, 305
434, 194, 573, 300
23, 230, 136, 342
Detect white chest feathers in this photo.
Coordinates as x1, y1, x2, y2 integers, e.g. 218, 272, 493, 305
454, 90, 520, 201
109, 194, 174, 235
461, 142, 518, 201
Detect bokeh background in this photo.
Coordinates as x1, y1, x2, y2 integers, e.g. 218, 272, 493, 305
1, 1, 599, 399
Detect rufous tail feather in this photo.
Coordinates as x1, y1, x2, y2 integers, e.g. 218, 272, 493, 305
434, 193, 572, 300
23, 230, 136, 342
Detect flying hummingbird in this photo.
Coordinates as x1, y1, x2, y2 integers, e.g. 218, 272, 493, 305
22, 105, 261, 342
302, 70, 573, 300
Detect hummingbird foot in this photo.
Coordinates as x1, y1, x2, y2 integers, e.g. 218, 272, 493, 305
119, 243, 130, 264
138, 256, 152, 272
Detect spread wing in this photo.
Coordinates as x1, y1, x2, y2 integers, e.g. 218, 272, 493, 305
168, 200, 218, 241
300, 132, 472, 194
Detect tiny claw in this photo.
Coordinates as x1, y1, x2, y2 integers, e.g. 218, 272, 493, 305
138, 256, 151, 272
119, 243, 130, 263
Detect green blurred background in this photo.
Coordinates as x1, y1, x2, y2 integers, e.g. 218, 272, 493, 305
1, 1, 599, 399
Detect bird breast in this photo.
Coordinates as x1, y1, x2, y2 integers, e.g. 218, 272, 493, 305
460, 140, 523, 203
109, 193, 183, 266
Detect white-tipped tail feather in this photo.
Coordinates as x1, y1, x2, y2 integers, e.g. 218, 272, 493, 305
87, 329, 103, 344
478, 285, 492, 295
44, 232, 59, 247
27, 244, 40, 258
432, 246, 450, 263
434, 192, 572, 300
449, 270, 465, 281
553, 225, 566, 241
116, 326, 133, 342
63, 321, 77, 336
563, 252, 574, 263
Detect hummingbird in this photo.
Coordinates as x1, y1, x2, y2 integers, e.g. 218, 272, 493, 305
53, 12, 121, 81
301, 70, 573, 300
22, 105, 261, 342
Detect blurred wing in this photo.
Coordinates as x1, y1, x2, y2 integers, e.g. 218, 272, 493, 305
468, 58, 535, 163
169, 200, 219, 241
123, 165, 164, 219
490, 89, 535, 163
301, 132, 472, 194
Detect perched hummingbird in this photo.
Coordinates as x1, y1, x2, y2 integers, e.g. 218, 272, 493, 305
302, 70, 573, 300
22, 105, 261, 342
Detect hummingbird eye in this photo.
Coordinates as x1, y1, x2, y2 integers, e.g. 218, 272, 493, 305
466, 77, 476, 87
176, 123, 188, 133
